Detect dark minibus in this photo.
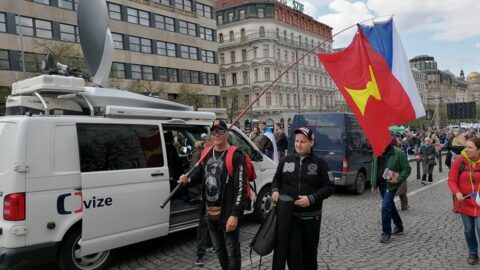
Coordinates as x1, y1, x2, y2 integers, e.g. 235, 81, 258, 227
288, 112, 372, 194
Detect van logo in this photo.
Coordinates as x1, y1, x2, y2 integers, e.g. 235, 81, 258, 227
307, 164, 317, 175
57, 192, 113, 215
57, 192, 83, 215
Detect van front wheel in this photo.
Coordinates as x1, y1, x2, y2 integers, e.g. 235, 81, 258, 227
352, 172, 366, 195
58, 228, 115, 270
253, 188, 272, 222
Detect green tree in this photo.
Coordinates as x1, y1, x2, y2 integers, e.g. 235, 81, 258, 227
221, 88, 240, 123
175, 84, 206, 109
33, 39, 85, 72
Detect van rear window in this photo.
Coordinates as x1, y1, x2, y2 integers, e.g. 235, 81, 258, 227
0, 122, 17, 174
77, 124, 164, 172
313, 126, 342, 150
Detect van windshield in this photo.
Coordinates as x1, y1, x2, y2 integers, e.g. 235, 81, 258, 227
312, 126, 343, 151
0, 122, 17, 174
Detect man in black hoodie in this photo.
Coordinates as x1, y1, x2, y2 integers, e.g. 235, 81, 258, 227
271, 127, 335, 269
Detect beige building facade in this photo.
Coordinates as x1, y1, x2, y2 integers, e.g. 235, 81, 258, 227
0, 0, 220, 106
215, 0, 337, 129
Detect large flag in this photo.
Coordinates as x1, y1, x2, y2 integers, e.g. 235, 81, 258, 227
317, 19, 425, 157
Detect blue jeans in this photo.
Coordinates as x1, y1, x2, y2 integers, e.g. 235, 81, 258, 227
207, 218, 241, 270
460, 214, 480, 254
379, 186, 403, 235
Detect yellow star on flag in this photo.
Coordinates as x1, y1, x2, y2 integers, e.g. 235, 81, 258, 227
345, 65, 382, 116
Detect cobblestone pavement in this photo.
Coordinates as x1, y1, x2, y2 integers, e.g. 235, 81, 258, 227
28, 163, 477, 270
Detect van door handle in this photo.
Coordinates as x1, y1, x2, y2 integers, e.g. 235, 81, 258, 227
151, 173, 165, 177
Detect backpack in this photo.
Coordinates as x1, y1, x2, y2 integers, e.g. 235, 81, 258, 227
200, 146, 257, 209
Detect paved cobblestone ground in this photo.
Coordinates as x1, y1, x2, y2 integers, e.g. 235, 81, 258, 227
28, 163, 478, 270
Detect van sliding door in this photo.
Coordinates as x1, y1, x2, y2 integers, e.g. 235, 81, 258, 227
77, 123, 170, 256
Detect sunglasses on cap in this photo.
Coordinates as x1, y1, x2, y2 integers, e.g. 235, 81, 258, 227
211, 129, 227, 136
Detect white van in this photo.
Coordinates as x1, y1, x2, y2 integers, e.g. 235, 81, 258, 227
0, 75, 277, 270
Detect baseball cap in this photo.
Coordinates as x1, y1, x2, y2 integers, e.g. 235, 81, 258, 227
210, 119, 228, 131
294, 127, 314, 140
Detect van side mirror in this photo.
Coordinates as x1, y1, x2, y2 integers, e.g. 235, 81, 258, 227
251, 150, 263, 162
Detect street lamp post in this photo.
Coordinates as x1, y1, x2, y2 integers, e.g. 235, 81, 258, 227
248, 46, 258, 131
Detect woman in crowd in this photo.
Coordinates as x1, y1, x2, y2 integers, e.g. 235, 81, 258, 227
448, 137, 480, 265
418, 137, 437, 184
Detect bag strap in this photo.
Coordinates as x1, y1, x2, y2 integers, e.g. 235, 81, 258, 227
199, 146, 213, 166
225, 146, 238, 177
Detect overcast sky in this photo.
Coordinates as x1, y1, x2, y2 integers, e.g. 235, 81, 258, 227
297, 0, 480, 77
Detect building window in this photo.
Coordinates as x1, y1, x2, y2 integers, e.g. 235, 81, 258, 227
241, 49, 247, 62
131, 64, 142, 79
196, 3, 212, 18
239, 9, 245, 20
34, 19, 52, 39
279, 93, 283, 106
158, 68, 178, 82
241, 28, 246, 40
259, 27, 265, 37
18, 52, 38, 72
266, 92, 271, 105
111, 33, 124, 50
179, 20, 196, 36
15, 16, 34, 36
264, 67, 270, 81
180, 45, 198, 60
59, 0, 77, 10
108, 3, 121, 20
127, 8, 149, 26
263, 44, 269, 57
217, 15, 223, 25
228, 12, 234, 22
286, 93, 290, 106
219, 33, 224, 43
232, 72, 237, 85
199, 27, 213, 41
219, 53, 224, 64
154, 15, 175, 32
0, 13, 5, 32
32, 0, 50, 5
60, 23, 77, 43
141, 38, 152, 53
230, 51, 235, 63
254, 68, 258, 82
143, 66, 153, 80
157, 41, 176, 57
258, 8, 264, 18
175, 0, 192, 12
203, 73, 216, 85
201, 50, 215, 63
111, 62, 125, 78
0, 50, 9, 70
182, 70, 199, 84
229, 31, 234, 41
128, 37, 140, 52
277, 48, 280, 59
242, 70, 248, 84
152, 0, 171, 6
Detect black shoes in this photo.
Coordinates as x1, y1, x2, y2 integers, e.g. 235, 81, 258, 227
380, 233, 391, 243
468, 254, 479, 265
392, 227, 404, 236
195, 256, 205, 266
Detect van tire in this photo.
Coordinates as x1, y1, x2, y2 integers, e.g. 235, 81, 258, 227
352, 172, 366, 195
58, 227, 115, 270
253, 187, 272, 222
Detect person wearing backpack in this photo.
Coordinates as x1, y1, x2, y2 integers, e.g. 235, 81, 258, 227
178, 119, 247, 270
448, 137, 480, 265
271, 127, 335, 270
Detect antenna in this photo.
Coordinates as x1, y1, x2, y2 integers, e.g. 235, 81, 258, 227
77, 0, 114, 87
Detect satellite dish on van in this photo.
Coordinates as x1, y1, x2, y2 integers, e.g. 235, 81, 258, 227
77, 0, 113, 87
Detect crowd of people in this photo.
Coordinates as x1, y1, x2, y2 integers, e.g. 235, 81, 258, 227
176, 120, 480, 269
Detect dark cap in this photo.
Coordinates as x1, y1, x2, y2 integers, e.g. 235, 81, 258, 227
294, 127, 314, 140
210, 119, 228, 131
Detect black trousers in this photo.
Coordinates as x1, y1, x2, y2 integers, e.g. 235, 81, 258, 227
286, 215, 321, 270
207, 218, 241, 270
196, 207, 212, 258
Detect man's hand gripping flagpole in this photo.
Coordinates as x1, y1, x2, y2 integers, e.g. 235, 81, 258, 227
159, 16, 391, 209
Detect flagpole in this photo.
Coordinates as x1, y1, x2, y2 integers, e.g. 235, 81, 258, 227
160, 15, 394, 209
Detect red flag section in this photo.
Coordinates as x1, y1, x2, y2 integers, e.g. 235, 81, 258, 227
317, 27, 416, 157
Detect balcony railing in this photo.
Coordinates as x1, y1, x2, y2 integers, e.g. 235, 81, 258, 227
219, 31, 328, 52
